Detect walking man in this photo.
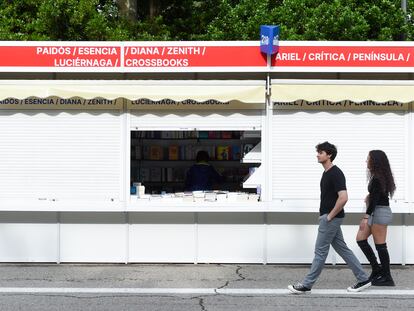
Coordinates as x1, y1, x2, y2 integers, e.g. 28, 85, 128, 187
288, 141, 371, 294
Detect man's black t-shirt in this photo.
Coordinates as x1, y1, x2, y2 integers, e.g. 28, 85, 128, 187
319, 165, 346, 218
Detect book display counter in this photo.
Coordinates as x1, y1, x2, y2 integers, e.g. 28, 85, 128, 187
130, 130, 261, 198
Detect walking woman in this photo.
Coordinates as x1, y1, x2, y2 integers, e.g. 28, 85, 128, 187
356, 150, 396, 286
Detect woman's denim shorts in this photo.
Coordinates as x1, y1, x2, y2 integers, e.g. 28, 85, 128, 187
368, 206, 393, 226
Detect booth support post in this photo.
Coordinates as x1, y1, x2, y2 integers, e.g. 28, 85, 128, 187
123, 99, 130, 264
402, 214, 406, 266
125, 212, 129, 264
194, 212, 199, 264
262, 64, 273, 264
403, 98, 414, 265
56, 212, 61, 264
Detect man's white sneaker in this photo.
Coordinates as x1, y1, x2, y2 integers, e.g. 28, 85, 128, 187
288, 283, 311, 294
347, 280, 371, 292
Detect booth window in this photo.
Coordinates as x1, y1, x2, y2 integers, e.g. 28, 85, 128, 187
130, 130, 261, 201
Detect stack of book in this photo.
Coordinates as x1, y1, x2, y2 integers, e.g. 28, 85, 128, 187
133, 190, 259, 203
216, 191, 228, 202
248, 193, 260, 201
204, 192, 217, 202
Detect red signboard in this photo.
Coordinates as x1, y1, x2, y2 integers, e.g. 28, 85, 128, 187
0, 42, 413, 72
0, 46, 121, 67
271, 45, 414, 68
124, 45, 266, 68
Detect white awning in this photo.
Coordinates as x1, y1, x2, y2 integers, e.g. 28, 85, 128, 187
271, 80, 414, 103
0, 80, 265, 103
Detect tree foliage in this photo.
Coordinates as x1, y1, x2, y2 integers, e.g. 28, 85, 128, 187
0, 0, 133, 40
0, 0, 413, 41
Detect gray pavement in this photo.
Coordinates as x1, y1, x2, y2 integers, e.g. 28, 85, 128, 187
0, 263, 412, 310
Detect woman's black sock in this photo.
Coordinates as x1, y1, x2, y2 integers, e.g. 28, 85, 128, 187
373, 243, 395, 286
375, 243, 391, 276
357, 239, 380, 271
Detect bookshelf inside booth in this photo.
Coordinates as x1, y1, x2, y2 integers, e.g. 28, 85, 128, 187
130, 130, 261, 197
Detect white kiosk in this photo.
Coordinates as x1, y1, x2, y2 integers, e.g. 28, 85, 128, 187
0, 41, 413, 264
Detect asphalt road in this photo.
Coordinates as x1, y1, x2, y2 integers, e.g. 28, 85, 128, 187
0, 264, 412, 311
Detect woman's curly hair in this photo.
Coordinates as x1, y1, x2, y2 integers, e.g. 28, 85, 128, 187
367, 150, 396, 197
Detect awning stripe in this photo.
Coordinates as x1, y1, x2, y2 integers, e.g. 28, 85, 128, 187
0, 80, 265, 104
271, 80, 414, 103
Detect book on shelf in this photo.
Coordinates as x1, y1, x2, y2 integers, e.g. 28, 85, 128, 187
216, 146, 230, 160
221, 131, 232, 139
198, 131, 209, 139
208, 145, 216, 160
233, 131, 241, 139
142, 146, 150, 160
161, 131, 173, 139
166, 167, 185, 182
134, 146, 142, 160
184, 144, 193, 160
139, 168, 151, 182
168, 145, 179, 160
150, 167, 162, 182
231, 145, 241, 160
208, 131, 221, 139
173, 168, 185, 182
149, 145, 163, 160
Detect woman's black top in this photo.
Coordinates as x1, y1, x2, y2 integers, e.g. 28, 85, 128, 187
366, 177, 389, 215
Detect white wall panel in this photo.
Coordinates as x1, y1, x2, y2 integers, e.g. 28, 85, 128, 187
406, 228, 414, 264
128, 213, 195, 263
0, 224, 58, 262
59, 213, 126, 263
272, 110, 406, 200
60, 224, 126, 263
197, 214, 264, 263
129, 225, 195, 263
266, 225, 331, 264
404, 214, 414, 264
0, 110, 122, 201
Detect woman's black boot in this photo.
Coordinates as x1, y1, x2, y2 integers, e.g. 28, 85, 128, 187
373, 243, 395, 286
357, 239, 381, 281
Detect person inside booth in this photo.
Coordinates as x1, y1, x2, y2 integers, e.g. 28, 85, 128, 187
185, 150, 223, 191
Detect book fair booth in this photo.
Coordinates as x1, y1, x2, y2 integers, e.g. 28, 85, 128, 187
0, 41, 413, 264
